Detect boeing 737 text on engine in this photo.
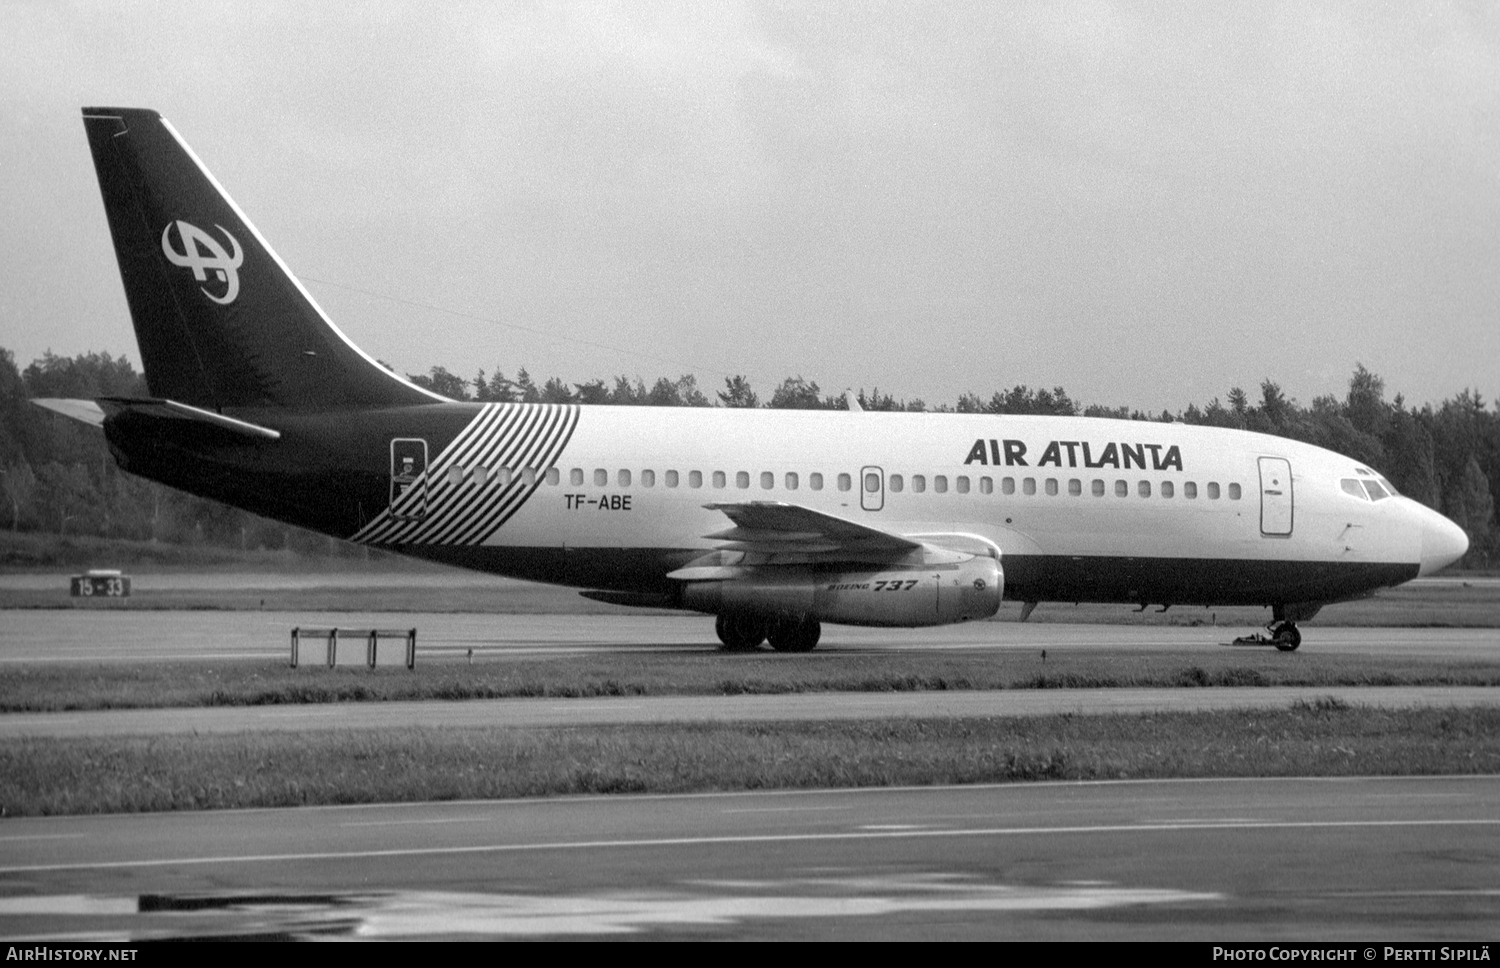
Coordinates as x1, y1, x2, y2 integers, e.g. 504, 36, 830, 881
36, 107, 1469, 653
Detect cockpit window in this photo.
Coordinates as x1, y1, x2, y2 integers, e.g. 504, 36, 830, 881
1340, 479, 1367, 500
1352, 467, 1400, 497
1362, 480, 1391, 501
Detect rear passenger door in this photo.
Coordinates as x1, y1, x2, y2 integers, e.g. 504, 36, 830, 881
389, 438, 428, 520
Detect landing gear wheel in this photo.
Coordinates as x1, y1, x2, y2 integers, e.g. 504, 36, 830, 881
767, 616, 821, 653
715, 613, 766, 651
1270, 621, 1302, 652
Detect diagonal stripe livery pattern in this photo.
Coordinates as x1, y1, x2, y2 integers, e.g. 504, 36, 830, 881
354, 403, 579, 546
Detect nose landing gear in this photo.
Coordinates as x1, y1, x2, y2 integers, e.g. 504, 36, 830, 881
1268, 620, 1302, 651
1230, 620, 1302, 651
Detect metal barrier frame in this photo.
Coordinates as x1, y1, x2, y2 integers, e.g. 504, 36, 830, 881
290, 627, 416, 669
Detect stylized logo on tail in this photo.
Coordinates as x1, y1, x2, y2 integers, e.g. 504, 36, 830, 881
161, 220, 243, 304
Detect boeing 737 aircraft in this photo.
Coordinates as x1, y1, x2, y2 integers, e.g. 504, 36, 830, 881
38, 107, 1470, 652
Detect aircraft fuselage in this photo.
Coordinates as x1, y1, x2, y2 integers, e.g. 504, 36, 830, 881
104, 401, 1449, 612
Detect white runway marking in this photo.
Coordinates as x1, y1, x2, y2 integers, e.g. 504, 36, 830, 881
3, 817, 1497, 875
340, 818, 491, 828
0, 834, 86, 843
721, 805, 853, 814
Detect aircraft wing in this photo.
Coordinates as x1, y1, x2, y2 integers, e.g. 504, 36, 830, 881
667, 501, 947, 580
702, 501, 921, 554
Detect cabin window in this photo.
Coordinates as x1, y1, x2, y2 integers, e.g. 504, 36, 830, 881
760, 471, 774, 490
1045, 478, 1058, 496
474, 466, 489, 486
1161, 481, 1174, 498
1023, 477, 1036, 496
570, 468, 583, 486
615, 469, 629, 487
810, 473, 824, 491
1138, 481, 1150, 498
713, 471, 727, 488
497, 468, 513, 486
956, 476, 970, 494
1002, 477, 1015, 495
1068, 478, 1082, 496
689, 470, 703, 488
837, 473, 852, 492
736, 471, 750, 489
1207, 482, 1220, 499
935, 475, 948, 493
665, 470, 679, 488
1340, 479, 1366, 500
911, 474, 926, 493
521, 468, 536, 486
1092, 479, 1105, 497
447, 466, 464, 486
979, 477, 993, 495
1227, 482, 1241, 500
545, 468, 559, 485
889, 474, 904, 493
593, 469, 608, 487
641, 469, 655, 487
785, 472, 798, 490
1114, 480, 1128, 497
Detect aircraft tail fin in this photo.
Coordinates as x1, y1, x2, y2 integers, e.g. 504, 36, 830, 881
81, 107, 442, 412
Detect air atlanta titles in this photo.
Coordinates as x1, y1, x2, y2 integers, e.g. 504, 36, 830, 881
963, 438, 1184, 472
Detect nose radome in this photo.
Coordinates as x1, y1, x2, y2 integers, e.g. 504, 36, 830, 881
1419, 507, 1469, 576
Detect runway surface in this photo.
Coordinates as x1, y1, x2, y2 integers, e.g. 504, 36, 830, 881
3, 609, 1498, 663
2, 776, 1496, 940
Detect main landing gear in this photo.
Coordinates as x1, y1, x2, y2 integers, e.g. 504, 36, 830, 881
714, 613, 822, 653
1231, 620, 1302, 651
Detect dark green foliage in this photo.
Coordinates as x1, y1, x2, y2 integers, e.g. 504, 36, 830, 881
1, 347, 1495, 564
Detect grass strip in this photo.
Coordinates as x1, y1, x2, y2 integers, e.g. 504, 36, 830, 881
4, 651, 1500, 713
3, 702, 1498, 817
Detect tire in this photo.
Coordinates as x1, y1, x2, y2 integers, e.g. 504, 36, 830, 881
1273, 623, 1302, 652
767, 616, 821, 653
715, 612, 766, 651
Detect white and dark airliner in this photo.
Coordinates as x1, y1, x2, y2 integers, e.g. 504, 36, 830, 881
38, 107, 1469, 652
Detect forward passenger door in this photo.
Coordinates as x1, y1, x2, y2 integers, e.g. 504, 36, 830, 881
1258, 457, 1293, 536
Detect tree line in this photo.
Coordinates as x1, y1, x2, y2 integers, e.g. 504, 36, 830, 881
3, 347, 1495, 567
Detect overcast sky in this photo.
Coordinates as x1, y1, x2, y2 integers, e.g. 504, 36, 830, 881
2, 1, 1497, 413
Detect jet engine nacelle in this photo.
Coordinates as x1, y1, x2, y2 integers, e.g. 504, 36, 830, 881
681, 556, 1002, 628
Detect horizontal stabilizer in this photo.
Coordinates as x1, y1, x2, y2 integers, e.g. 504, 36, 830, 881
31, 398, 105, 427
34, 396, 280, 440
